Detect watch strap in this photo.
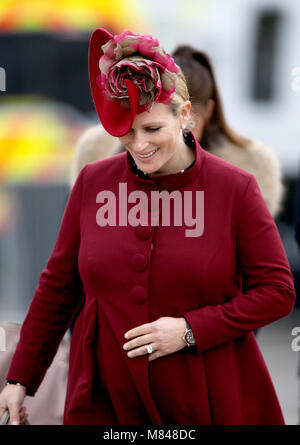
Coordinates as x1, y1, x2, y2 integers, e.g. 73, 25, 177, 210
183, 318, 196, 346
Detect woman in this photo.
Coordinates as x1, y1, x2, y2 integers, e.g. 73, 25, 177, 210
0, 28, 296, 425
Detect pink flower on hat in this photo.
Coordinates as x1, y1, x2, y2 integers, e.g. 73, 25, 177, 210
96, 30, 179, 113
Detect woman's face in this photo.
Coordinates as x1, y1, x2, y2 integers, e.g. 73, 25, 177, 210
119, 101, 191, 176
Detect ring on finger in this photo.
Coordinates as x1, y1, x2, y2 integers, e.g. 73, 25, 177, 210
146, 344, 153, 354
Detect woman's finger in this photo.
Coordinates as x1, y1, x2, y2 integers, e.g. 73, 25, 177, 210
19, 415, 28, 425
127, 343, 158, 358
8, 404, 21, 425
19, 408, 28, 424
0, 405, 8, 420
123, 333, 154, 351
19, 410, 26, 418
148, 350, 160, 361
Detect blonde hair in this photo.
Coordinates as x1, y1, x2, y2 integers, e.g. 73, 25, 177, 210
69, 125, 120, 188
170, 66, 190, 118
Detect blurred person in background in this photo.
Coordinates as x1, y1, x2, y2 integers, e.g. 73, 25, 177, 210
0, 28, 294, 425
171, 45, 284, 220
68, 125, 120, 189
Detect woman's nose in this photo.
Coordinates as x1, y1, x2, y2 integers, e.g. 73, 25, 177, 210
131, 135, 149, 153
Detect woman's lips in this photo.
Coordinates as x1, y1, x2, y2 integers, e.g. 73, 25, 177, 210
135, 148, 159, 162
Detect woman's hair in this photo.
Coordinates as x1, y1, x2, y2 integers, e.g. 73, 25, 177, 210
172, 45, 251, 149
169, 66, 190, 118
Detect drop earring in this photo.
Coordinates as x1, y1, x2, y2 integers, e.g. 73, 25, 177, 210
187, 120, 195, 131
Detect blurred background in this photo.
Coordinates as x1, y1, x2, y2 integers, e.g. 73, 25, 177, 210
0, 0, 299, 424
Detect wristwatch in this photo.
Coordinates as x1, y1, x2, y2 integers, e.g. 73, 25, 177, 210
182, 319, 196, 347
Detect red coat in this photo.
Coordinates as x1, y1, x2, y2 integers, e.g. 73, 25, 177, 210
7, 132, 296, 425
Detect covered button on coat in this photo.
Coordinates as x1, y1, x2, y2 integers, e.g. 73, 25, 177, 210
7, 132, 296, 425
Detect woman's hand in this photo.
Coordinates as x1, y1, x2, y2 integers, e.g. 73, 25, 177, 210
123, 316, 187, 361
0, 384, 28, 425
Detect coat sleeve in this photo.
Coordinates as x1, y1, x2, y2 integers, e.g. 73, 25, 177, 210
6, 165, 88, 394
181, 174, 296, 354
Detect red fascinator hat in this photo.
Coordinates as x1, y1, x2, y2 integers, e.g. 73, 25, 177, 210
88, 28, 180, 137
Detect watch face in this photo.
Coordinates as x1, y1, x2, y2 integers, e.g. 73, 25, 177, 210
185, 329, 196, 345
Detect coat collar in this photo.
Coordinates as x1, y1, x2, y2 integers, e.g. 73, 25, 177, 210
125, 130, 206, 191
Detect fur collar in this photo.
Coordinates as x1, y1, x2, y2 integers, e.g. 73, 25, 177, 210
208, 135, 284, 218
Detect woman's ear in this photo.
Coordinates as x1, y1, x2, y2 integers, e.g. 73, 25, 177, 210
181, 100, 192, 128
